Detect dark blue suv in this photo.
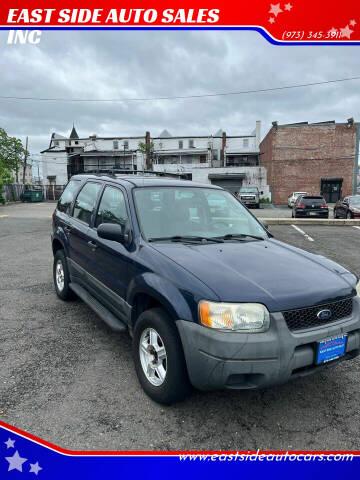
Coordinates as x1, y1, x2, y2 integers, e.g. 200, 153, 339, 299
52, 174, 360, 404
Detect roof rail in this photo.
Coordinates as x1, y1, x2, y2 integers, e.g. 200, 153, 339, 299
81, 169, 187, 179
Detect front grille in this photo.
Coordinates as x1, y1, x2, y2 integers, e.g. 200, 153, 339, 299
283, 298, 353, 332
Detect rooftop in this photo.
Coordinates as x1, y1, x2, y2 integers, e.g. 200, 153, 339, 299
71, 173, 221, 189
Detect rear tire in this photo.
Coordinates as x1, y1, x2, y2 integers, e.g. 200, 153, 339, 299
132, 308, 191, 405
53, 250, 76, 301
347, 211, 352, 219
334, 209, 338, 219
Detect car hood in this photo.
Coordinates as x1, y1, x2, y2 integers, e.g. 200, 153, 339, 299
151, 238, 356, 312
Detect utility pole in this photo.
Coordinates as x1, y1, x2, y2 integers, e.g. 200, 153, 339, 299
22, 136, 29, 185
123, 143, 126, 170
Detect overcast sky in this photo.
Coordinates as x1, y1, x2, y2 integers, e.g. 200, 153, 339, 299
1, 30, 360, 161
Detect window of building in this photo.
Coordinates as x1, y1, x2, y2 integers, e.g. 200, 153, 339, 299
243, 138, 249, 147
54, 140, 59, 147
159, 142, 163, 149
72, 182, 102, 225
123, 140, 129, 150
95, 186, 128, 228
57, 179, 80, 213
113, 140, 119, 150
189, 139, 194, 148
179, 140, 183, 149
75, 141, 79, 145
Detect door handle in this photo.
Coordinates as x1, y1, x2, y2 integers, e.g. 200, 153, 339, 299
87, 240, 98, 250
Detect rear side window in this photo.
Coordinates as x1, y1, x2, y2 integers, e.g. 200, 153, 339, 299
57, 180, 80, 213
73, 182, 102, 225
95, 186, 128, 228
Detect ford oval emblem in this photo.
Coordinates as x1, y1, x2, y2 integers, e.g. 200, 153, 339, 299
317, 309, 332, 320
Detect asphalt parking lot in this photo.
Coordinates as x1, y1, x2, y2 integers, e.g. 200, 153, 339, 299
1, 201, 360, 452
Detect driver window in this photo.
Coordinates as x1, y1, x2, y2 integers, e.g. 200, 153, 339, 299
95, 186, 128, 228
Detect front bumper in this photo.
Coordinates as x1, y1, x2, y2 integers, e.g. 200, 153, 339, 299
176, 297, 360, 391
240, 197, 258, 206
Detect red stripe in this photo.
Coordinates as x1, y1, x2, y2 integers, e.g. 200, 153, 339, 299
1, 420, 360, 456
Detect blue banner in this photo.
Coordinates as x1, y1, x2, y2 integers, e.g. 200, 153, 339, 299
0, 421, 359, 479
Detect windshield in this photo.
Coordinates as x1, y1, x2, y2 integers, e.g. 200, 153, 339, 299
133, 187, 268, 241
350, 196, 360, 206
239, 188, 258, 193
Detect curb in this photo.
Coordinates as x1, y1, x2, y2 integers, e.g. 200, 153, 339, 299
258, 218, 360, 226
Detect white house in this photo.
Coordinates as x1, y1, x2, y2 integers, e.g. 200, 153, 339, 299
41, 121, 270, 198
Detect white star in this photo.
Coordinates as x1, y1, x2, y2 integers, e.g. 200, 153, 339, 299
269, 17, 275, 23
5, 450, 27, 472
350, 19, 356, 26
29, 461, 43, 475
284, 3, 293, 11
328, 27, 338, 35
340, 24, 354, 38
4, 437, 15, 448
269, 3, 283, 16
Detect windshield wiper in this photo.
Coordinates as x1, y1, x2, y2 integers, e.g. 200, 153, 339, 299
148, 235, 224, 244
218, 233, 266, 241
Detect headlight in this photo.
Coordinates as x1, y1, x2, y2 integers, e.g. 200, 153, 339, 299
357, 281, 360, 297
199, 301, 270, 332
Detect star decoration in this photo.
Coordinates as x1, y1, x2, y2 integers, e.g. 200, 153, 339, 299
284, 3, 293, 11
5, 450, 27, 472
328, 27, 338, 35
349, 19, 356, 26
30, 461, 43, 475
4, 437, 15, 449
269, 3, 283, 17
269, 17, 275, 23
340, 24, 354, 38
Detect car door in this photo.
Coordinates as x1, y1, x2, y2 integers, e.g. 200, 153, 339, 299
342, 197, 350, 217
67, 181, 103, 281
84, 184, 132, 321
337, 197, 346, 217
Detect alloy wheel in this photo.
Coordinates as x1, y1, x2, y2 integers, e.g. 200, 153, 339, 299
139, 328, 167, 386
55, 260, 65, 291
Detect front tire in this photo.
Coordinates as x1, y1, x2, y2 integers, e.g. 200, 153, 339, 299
334, 208, 338, 219
132, 308, 191, 404
53, 250, 76, 301
347, 211, 352, 219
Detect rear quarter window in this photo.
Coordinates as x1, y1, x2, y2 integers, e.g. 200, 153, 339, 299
57, 180, 81, 213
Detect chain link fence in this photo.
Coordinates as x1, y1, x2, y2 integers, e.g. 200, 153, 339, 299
1, 184, 65, 203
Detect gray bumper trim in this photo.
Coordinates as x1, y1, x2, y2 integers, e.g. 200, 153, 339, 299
176, 297, 360, 391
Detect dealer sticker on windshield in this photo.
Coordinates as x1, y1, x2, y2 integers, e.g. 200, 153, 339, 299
316, 334, 348, 364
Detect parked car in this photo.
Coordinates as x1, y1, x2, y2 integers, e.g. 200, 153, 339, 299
288, 191, 307, 208
52, 175, 360, 404
334, 195, 360, 219
292, 195, 329, 218
237, 186, 261, 209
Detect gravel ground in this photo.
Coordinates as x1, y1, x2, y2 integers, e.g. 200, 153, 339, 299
0, 202, 360, 452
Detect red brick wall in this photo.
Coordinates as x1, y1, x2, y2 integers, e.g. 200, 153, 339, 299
260, 123, 357, 204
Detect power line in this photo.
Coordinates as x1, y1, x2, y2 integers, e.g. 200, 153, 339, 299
1, 76, 360, 103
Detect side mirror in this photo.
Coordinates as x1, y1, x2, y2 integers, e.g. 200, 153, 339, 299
260, 220, 268, 230
97, 222, 132, 246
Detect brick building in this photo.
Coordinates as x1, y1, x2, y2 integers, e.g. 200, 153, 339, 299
260, 120, 359, 204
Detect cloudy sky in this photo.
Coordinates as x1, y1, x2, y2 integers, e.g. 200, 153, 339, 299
1, 29, 360, 162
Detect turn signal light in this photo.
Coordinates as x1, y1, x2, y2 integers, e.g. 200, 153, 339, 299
321, 204, 328, 209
